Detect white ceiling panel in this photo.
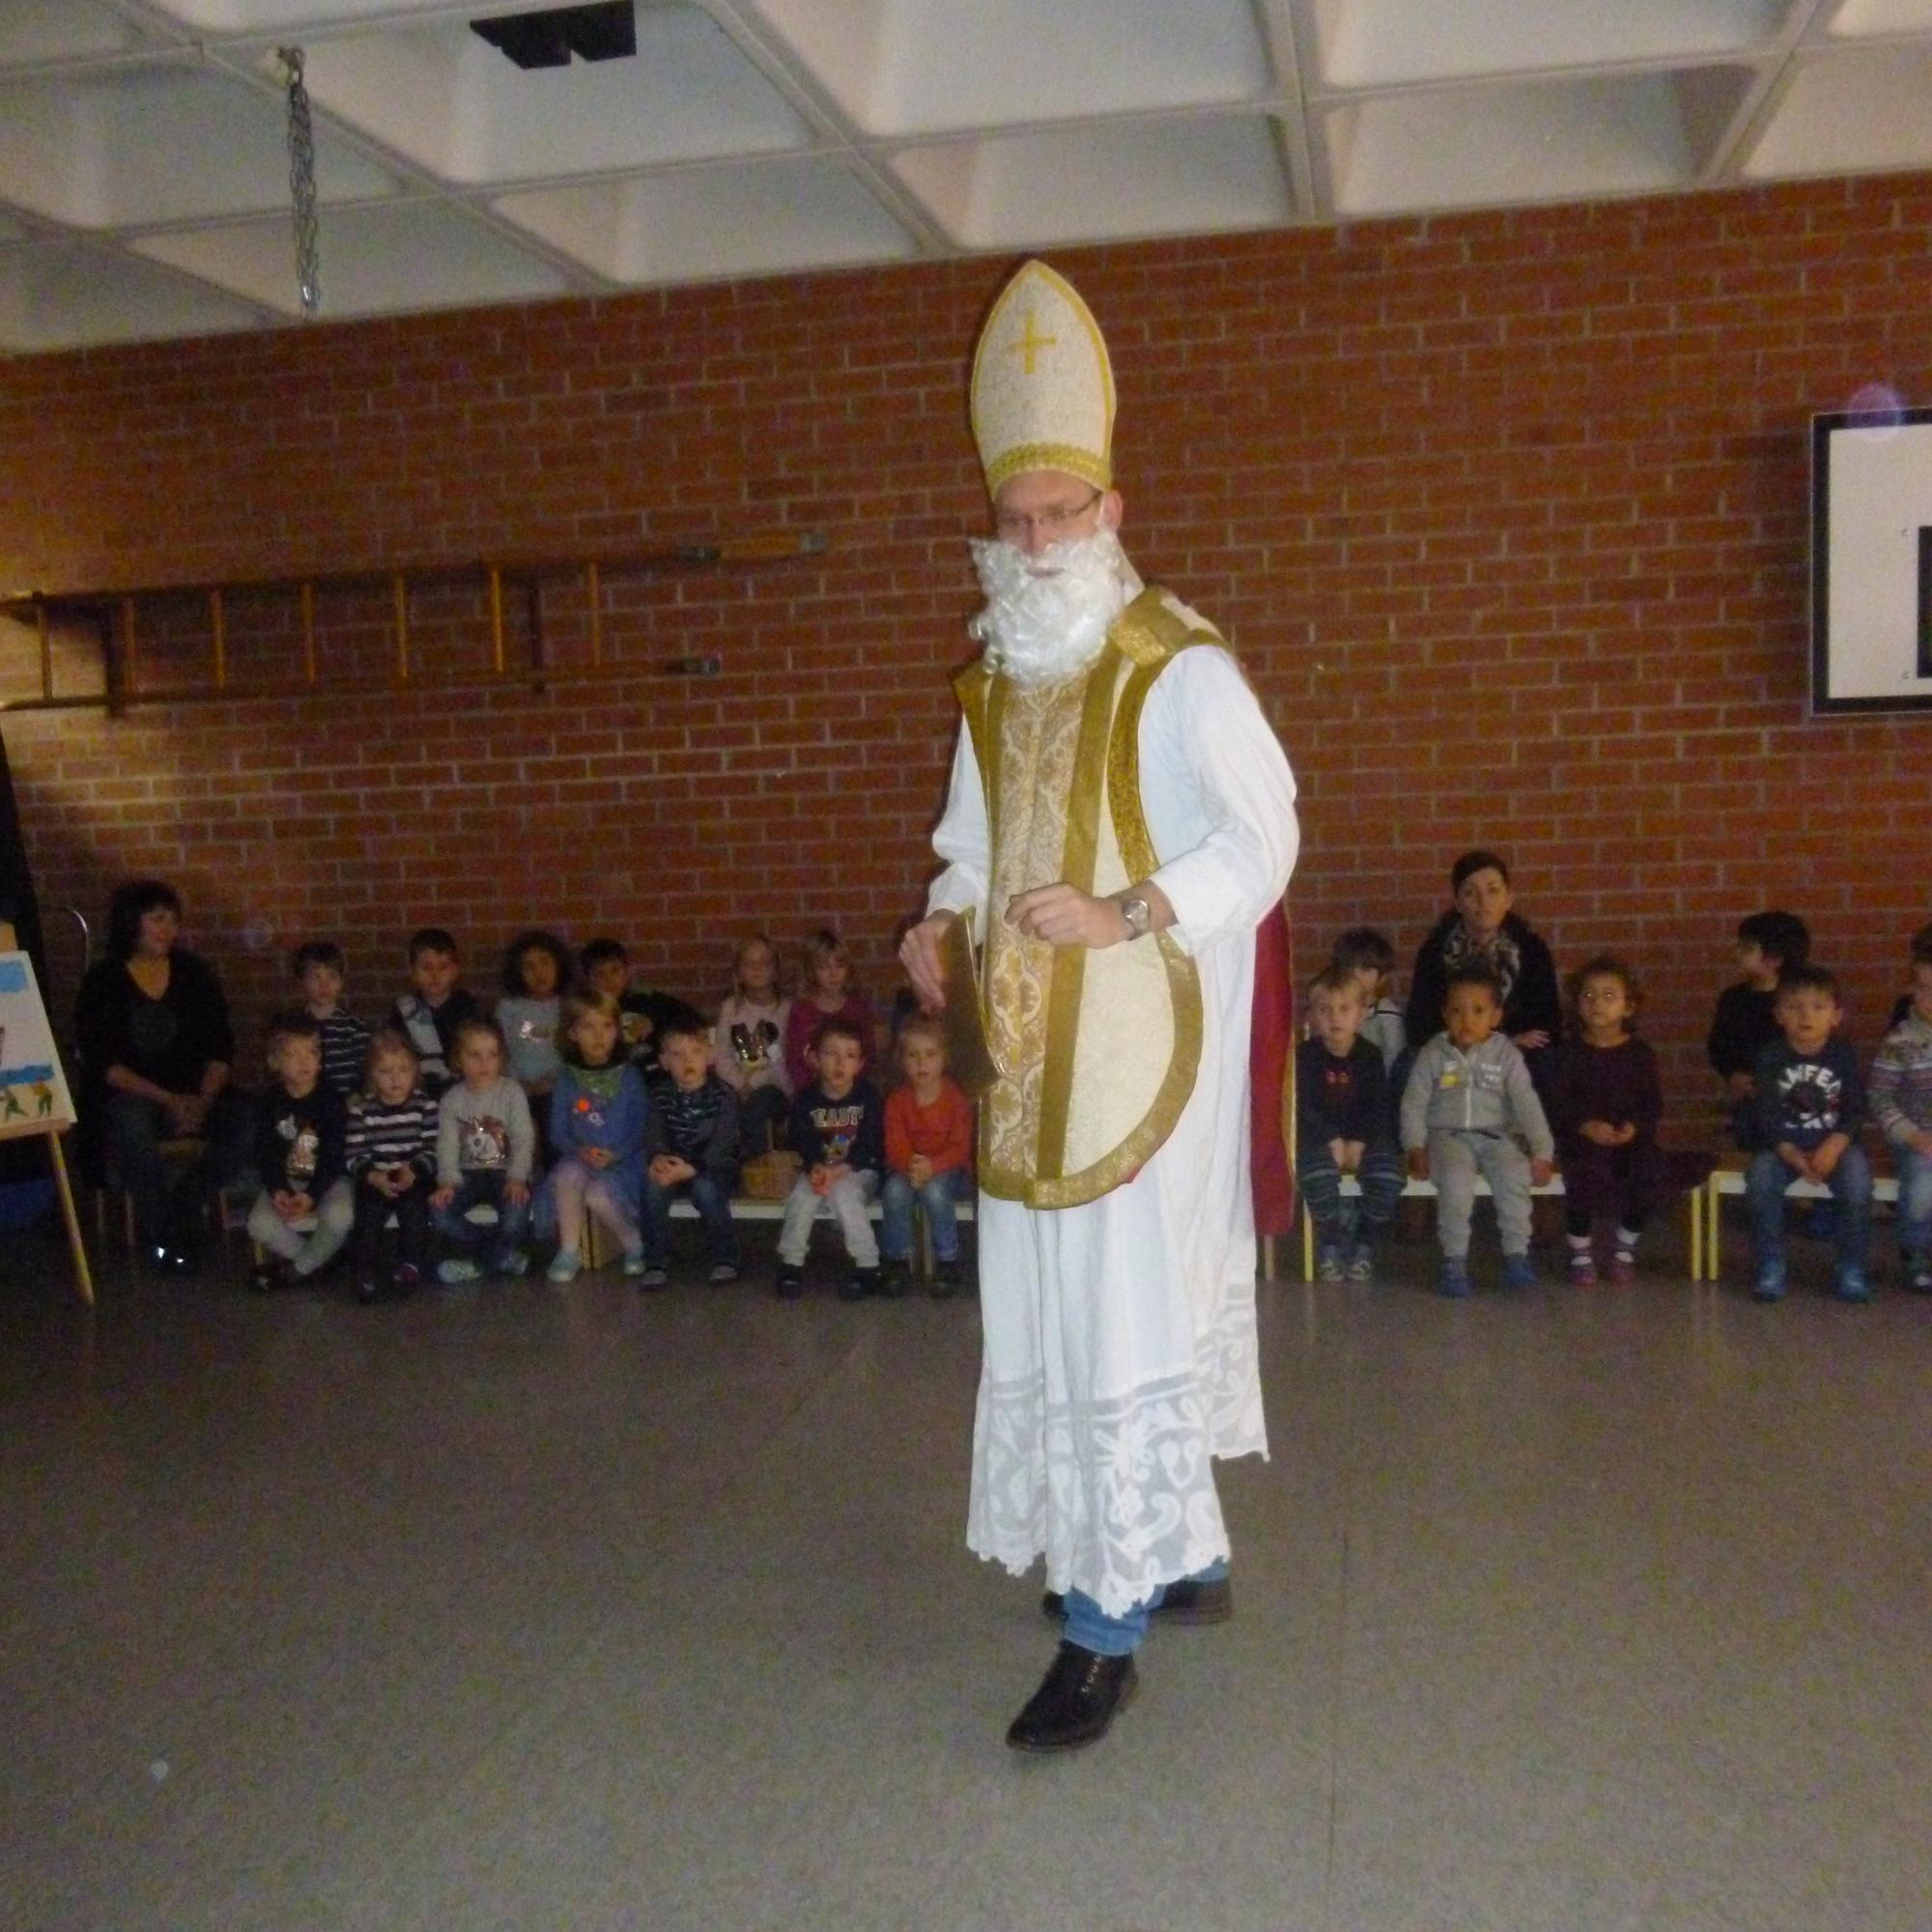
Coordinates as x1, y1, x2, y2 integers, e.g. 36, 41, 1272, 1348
0, 239, 264, 349
132, 198, 572, 315
893, 116, 1295, 251
743, 0, 1274, 138
296, 6, 807, 187
1322, 69, 1747, 215
493, 156, 915, 282
1743, 43, 1932, 176
0, 0, 1919, 350
1309, 0, 1796, 90
0, 62, 397, 230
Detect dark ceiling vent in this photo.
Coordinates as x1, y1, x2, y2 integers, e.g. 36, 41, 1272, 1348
470, 1, 637, 70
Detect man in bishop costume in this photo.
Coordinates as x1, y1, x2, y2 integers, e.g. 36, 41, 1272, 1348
900, 261, 1300, 1751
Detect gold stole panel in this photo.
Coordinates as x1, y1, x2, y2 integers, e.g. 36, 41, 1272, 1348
956, 588, 1208, 1209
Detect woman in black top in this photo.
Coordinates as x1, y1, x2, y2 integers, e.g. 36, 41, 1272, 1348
74, 879, 244, 1268
1403, 850, 1562, 1087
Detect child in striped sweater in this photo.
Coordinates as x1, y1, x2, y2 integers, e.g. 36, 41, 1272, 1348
346, 1028, 440, 1304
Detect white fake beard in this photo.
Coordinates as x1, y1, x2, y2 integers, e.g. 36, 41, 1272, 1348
967, 527, 1130, 687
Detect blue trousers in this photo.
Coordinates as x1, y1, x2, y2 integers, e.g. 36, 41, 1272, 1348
1062, 1559, 1232, 1658
640, 1172, 739, 1268
879, 1166, 972, 1264
1746, 1146, 1871, 1271
1296, 1137, 1405, 1246
432, 1171, 531, 1263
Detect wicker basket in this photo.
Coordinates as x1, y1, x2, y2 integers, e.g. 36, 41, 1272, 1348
739, 1150, 802, 1201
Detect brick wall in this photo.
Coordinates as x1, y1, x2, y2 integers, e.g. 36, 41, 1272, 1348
4, 172, 1931, 1137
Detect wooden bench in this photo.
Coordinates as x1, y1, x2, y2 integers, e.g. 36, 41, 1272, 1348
1699, 1151, 1900, 1279
1287, 1171, 1714, 1283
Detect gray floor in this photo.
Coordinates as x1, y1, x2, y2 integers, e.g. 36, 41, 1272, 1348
4, 1223, 1928, 1932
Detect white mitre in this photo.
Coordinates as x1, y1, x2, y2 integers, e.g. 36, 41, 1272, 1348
969, 259, 1116, 496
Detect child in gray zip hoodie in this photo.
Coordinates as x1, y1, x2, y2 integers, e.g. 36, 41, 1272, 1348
1401, 965, 1555, 1296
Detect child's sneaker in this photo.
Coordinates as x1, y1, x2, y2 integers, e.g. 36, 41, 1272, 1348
707, 1262, 740, 1285
634, 1260, 669, 1290
1833, 1263, 1871, 1303
546, 1249, 582, 1284
1437, 1256, 1471, 1298
1567, 1249, 1598, 1288
1316, 1243, 1345, 1282
1751, 1256, 1786, 1302
248, 1257, 289, 1294
1345, 1245, 1375, 1283
1501, 1253, 1536, 1292
493, 1248, 531, 1280
1903, 1250, 1932, 1293
1608, 1251, 1637, 1288
878, 1259, 913, 1298
774, 1264, 805, 1300
839, 1264, 882, 1301
438, 1257, 482, 1285
391, 1263, 420, 1299
931, 1259, 963, 1298
355, 1274, 384, 1306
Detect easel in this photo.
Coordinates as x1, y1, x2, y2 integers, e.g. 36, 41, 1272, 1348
0, 922, 92, 1306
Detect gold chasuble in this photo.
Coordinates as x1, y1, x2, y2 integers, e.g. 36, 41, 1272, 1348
956, 585, 1211, 1209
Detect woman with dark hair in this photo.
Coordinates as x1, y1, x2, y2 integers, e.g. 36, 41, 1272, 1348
74, 879, 243, 1271
1403, 850, 1562, 1084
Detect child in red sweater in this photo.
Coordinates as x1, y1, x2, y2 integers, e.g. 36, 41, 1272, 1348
880, 1016, 975, 1298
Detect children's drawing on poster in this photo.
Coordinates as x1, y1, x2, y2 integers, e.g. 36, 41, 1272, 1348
0, 952, 74, 1133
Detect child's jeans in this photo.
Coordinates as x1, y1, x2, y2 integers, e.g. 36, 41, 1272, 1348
1746, 1145, 1871, 1269
1428, 1128, 1533, 1260
1896, 1144, 1932, 1258
641, 1172, 738, 1268
247, 1177, 355, 1275
880, 1166, 972, 1264
778, 1169, 878, 1268
351, 1173, 432, 1275
1295, 1138, 1405, 1247
433, 1171, 531, 1263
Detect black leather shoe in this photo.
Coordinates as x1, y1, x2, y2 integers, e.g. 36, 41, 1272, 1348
1040, 1576, 1234, 1626
1006, 1641, 1138, 1753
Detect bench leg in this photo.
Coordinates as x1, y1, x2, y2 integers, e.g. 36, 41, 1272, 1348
1301, 1206, 1314, 1284
1706, 1177, 1721, 1281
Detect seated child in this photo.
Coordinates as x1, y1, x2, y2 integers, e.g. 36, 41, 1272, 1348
1882, 918, 1932, 1033
1746, 964, 1871, 1302
642, 1019, 742, 1289
880, 1016, 975, 1298
1332, 927, 1406, 1073
293, 940, 371, 1097
345, 1027, 439, 1304
388, 927, 481, 1098
579, 936, 702, 1078
775, 1017, 884, 1302
1707, 910, 1808, 1147
1295, 966, 1404, 1283
1871, 928, 1932, 1293
781, 929, 877, 1095
246, 1010, 354, 1290
497, 928, 570, 1122
429, 1016, 535, 1283
713, 934, 791, 1158
1401, 965, 1555, 1298
542, 992, 650, 1286
1547, 956, 1662, 1287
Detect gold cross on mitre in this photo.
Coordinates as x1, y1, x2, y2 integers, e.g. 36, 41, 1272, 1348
1006, 307, 1056, 376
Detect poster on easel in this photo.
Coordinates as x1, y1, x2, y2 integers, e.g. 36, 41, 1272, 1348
0, 952, 73, 1131
0, 945, 91, 1305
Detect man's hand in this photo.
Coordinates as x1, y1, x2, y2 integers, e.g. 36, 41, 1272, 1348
1777, 1141, 1813, 1179
1009, 884, 1132, 950
367, 1170, 396, 1200
652, 1154, 695, 1186
271, 1188, 306, 1222
505, 1180, 530, 1208
582, 1146, 614, 1170
898, 911, 958, 1013
810, 1163, 832, 1196
390, 1167, 416, 1194
1529, 1155, 1554, 1188
1340, 1139, 1364, 1174
1407, 1148, 1430, 1181
430, 1184, 456, 1210
1580, 1120, 1619, 1147
1513, 1029, 1551, 1052
908, 1153, 933, 1187
1810, 1133, 1848, 1179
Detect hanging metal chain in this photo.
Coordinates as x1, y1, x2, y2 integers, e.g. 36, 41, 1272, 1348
277, 46, 321, 318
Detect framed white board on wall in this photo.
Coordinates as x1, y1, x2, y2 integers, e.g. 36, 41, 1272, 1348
1811, 407, 1932, 716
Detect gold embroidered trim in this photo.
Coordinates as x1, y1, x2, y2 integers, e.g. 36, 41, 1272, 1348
1034, 648, 1124, 1182
984, 441, 1111, 495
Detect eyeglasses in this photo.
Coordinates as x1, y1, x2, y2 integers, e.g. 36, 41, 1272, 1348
993, 488, 1102, 544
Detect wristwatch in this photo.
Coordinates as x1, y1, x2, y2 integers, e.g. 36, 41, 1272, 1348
1119, 894, 1153, 941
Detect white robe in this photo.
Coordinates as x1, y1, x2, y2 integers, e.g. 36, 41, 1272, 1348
925, 629, 1299, 1615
